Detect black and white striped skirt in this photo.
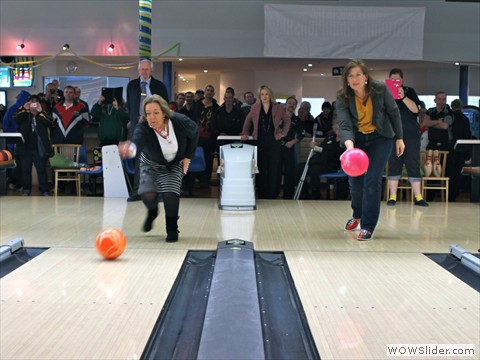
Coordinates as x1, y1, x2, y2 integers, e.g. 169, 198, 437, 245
138, 153, 184, 195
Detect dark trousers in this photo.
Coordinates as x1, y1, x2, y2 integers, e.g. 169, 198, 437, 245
257, 135, 282, 199
280, 144, 296, 199
349, 132, 394, 232
388, 137, 421, 181
22, 150, 49, 194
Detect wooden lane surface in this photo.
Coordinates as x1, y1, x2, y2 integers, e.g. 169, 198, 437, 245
1, 247, 186, 360
0, 197, 479, 359
286, 251, 480, 359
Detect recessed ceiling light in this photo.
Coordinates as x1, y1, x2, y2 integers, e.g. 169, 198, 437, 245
179, 58, 183, 61
303, 68, 308, 72
204, 70, 208, 73
308, 64, 313, 67
455, 62, 460, 66
321, 73, 324, 76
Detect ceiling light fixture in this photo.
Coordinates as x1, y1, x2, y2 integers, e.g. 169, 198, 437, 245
308, 63, 313, 67
455, 62, 460, 66
179, 58, 183, 61
62, 44, 70, 51
108, 44, 115, 52
16, 43, 25, 50
204, 70, 208, 73
303, 68, 308, 72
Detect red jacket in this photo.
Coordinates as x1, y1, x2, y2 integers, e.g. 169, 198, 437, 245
242, 103, 291, 140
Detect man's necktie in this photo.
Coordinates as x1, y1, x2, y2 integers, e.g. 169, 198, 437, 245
140, 81, 147, 115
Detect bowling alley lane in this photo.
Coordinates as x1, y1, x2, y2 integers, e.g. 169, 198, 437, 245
285, 250, 480, 359
0, 247, 187, 360
1, 196, 479, 359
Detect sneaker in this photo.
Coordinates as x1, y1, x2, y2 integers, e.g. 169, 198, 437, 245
344, 217, 360, 231
414, 199, 429, 207
387, 199, 396, 206
357, 229, 373, 241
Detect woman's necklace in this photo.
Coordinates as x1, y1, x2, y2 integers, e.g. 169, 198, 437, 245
153, 123, 172, 144
261, 104, 271, 133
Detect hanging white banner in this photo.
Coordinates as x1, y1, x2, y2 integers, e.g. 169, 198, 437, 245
264, 4, 425, 60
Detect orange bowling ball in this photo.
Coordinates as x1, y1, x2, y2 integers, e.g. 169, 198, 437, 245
95, 228, 126, 260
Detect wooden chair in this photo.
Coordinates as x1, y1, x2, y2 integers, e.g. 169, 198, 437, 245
384, 162, 414, 202
51, 144, 82, 196
420, 150, 449, 202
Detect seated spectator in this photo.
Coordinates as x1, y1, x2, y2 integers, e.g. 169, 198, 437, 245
295, 125, 342, 200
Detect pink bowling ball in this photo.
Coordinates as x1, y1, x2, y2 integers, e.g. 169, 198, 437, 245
341, 148, 369, 177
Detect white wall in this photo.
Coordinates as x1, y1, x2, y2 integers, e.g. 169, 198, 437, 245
1, 1, 479, 62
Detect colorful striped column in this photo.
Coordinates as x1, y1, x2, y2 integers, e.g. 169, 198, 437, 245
139, 0, 152, 59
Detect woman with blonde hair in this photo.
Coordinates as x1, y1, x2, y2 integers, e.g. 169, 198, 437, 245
336, 60, 404, 240
241, 85, 291, 199
119, 95, 198, 242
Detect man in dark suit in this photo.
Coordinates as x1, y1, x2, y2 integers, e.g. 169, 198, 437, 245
126, 59, 169, 201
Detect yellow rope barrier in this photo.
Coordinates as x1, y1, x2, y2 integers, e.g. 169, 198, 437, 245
0, 43, 181, 70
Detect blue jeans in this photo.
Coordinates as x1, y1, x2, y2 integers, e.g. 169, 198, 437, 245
349, 132, 394, 232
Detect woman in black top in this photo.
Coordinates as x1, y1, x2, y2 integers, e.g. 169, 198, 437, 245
119, 95, 198, 242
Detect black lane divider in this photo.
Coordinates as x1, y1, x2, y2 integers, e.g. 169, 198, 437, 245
142, 250, 215, 360
141, 241, 320, 360
0, 247, 49, 278
256, 252, 320, 360
424, 253, 480, 292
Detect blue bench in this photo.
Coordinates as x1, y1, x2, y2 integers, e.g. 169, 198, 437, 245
319, 169, 348, 200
